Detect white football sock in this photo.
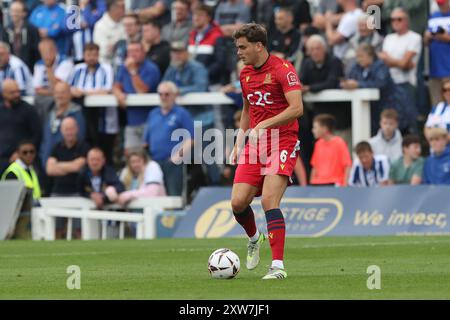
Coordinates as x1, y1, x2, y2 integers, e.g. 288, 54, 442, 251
272, 260, 284, 269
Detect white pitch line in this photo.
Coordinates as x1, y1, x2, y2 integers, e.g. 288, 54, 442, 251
0, 251, 113, 258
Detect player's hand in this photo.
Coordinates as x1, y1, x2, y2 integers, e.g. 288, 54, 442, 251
229, 146, 239, 165
249, 126, 265, 146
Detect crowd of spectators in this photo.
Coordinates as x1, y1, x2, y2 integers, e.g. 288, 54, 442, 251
1, 0, 450, 238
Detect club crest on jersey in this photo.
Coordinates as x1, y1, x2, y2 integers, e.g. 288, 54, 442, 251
287, 71, 299, 87
246, 76, 251, 82
263, 73, 272, 84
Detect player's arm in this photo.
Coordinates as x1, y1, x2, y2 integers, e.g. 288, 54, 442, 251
255, 90, 303, 130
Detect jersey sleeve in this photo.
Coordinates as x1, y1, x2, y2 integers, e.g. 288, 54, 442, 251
275, 62, 302, 94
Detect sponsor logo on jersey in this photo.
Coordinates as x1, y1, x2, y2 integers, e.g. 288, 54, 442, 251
268, 232, 274, 239
283, 63, 289, 68
263, 73, 272, 84
287, 71, 299, 87
280, 164, 285, 170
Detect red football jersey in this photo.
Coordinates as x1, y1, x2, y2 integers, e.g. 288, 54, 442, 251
240, 55, 302, 138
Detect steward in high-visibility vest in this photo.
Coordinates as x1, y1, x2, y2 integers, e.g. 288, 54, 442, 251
1, 160, 41, 200
1, 142, 41, 200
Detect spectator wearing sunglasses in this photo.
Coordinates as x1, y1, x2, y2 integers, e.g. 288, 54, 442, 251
1, 140, 40, 239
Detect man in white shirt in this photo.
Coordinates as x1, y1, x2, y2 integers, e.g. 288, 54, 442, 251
325, 0, 363, 62
93, 0, 126, 65
378, 7, 422, 123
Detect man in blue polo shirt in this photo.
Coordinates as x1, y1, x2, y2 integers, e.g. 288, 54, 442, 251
143, 81, 194, 196
29, 0, 67, 54
113, 41, 161, 155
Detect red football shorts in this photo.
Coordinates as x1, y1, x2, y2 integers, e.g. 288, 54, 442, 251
234, 136, 300, 197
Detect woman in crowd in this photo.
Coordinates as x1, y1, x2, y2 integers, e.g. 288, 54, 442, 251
118, 148, 166, 206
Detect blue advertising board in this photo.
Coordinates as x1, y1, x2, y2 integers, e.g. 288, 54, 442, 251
173, 186, 450, 238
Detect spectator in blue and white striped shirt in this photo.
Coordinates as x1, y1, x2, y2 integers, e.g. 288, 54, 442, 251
33, 38, 74, 96
0, 41, 33, 96
425, 79, 450, 144
348, 141, 390, 187
68, 42, 118, 164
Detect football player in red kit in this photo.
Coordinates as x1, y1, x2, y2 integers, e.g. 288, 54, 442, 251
230, 23, 303, 279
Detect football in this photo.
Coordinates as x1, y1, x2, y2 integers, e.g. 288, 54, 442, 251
207, 248, 240, 279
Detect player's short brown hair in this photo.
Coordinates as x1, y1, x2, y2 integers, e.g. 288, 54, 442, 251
313, 114, 336, 133
355, 141, 373, 155
380, 108, 398, 121
84, 42, 100, 52
402, 135, 420, 148
233, 23, 268, 47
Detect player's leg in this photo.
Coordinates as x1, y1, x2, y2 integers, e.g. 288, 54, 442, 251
260, 174, 288, 279
231, 182, 265, 270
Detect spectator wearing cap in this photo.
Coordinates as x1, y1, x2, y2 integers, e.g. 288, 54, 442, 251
189, 4, 229, 85
0, 41, 34, 96
112, 41, 161, 154
142, 20, 171, 75
163, 41, 208, 94
161, 0, 192, 44
93, 0, 126, 65
0, 0, 40, 71
29, 0, 67, 54
424, 0, 450, 107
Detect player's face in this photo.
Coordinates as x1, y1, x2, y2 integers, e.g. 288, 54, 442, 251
235, 37, 261, 66
358, 151, 374, 170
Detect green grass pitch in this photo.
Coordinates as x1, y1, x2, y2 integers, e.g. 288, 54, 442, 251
0, 236, 449, 299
